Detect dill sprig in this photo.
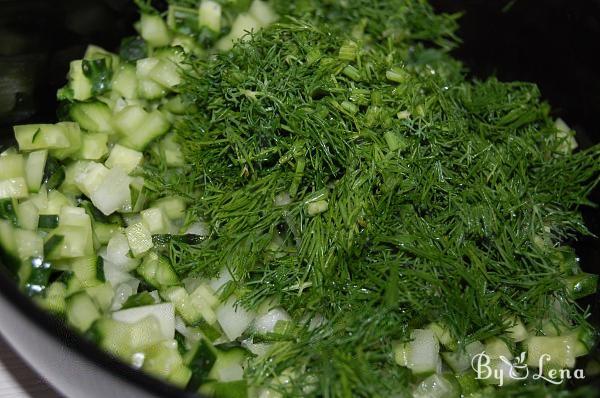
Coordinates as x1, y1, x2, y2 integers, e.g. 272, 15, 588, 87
144, 1, 600, 395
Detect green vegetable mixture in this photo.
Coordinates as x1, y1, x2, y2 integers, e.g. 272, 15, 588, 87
1, 1, 600, 397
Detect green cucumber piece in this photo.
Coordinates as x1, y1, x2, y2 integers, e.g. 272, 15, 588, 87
185, 338, 217, 391
393, 329, 440, 375
139, 14, 172, 47
0, 177, 28, 199
25, 150, 48, 192
125, 222, 154, 257
66, 291, 101, 332
0, 153, 25, 180
71, 255, 105, 288
69, 102, 114, 135
0, 198, 18, 226
14, 124, 71, 151
121, 292, 156, 309
38, 214, 59, 229
24, 257, 53, 296
34, 281, 67, 315
565, 273, 598, 299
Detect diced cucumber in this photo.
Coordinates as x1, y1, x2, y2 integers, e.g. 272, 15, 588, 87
84, 45, 119, 63
428, 322, 457, 350
525, 335, 577, 370
14, 124, 71, 151
38, 214, 59, 229
122, 292, 157, 309
185, 338, 217, 391
17, 200, 40, 230
393, 329, 440, 375
45, 225, 94, 260
152, 133, 185, 167
95, 223, 122, 245
15, 229, 43, 260
138, 79, 168, 100
130, 176, 147, 213
112, 64, 139, 99
485, 338, 513, 360
77, 132, 109, 160
25, 150, 47, 192
119, 109, 171, 151
0, 177, 28, 199
60, 206, 95, 255
505, 317, 528, 342
34, 281, 67, 314
49, 122, 83, 160
441, 341, 485, 373
0, 219, 17, 259
215, 13, 261, 51
41, 190, 73, 215
413, 373, 460, 398
71, 256, 105, 288
191, 284, 220, 309
126, 221, 154, 257
555, 118, 578, 154
70, 101, 114, 135
87, 283, 115, 312
252, 308, 291, 335
141, 207, 170, 234
216, 298, 256, 341
143, 340, 184, 379
167, 364, 193, 388
113, 303, 175, 340
105, 144, 144, 173
188, 286, 218, 326
66, 291, 101, 332
138, 57, 181, 90
67, 60, 93, 101
0, 153, 25, 180
162, 96, 189, 115
477, 357, 522, 386
200, 380, 248, 398
105, 232, 139, 271
0, 198, 18, 226
87, 318, 134, 359
129, 315, 167, 350
97, 167, 133, 215
565, 273, 598, 299
139, 14, 172, 47
22, 257, 53, 296
171, 35, 202, 55
162, 286, 204, 326
114, 105, 171, 150
137, 252, 180, 289
248, 0, 278, 27
153, 196, 186, 220
73, 161, 109, 197
60, 272, 83, 296
199, 0, 222, 32
208, 347, 248, 382
135, 57, 160, 79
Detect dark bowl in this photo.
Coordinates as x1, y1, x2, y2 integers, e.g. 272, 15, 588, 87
1, 0, 600, 397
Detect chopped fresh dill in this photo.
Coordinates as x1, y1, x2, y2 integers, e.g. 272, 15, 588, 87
142, 0, 600, 395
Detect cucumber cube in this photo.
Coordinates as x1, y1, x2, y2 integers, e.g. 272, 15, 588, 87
126, 222, 154, 257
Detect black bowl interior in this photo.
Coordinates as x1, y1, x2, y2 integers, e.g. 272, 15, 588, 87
1, 0, 600, 395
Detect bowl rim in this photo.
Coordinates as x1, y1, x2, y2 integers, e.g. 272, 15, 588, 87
0, 264, 200, 398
